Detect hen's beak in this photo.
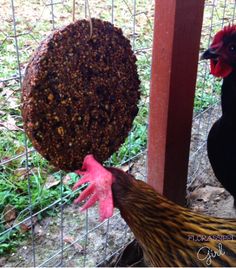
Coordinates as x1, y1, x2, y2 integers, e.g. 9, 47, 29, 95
200, 47, 219, 60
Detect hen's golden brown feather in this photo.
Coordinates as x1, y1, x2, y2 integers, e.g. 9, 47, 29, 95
109, 167, 236, 267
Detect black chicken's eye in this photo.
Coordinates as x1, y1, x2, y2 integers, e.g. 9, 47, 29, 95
228, 44, 236, 53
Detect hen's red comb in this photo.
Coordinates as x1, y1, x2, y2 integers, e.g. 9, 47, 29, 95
73, 155, 114, 222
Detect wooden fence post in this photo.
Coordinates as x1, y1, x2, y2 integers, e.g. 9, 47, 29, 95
147, 0, 205, 205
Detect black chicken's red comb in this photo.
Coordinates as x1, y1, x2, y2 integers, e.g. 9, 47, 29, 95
212, 24, 236, 47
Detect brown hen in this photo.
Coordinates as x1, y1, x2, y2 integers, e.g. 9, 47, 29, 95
73, 155, 236, 267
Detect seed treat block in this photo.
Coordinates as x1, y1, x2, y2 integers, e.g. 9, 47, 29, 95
22, 18, 140, 171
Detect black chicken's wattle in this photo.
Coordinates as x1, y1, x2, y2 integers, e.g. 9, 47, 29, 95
210, 58, 232, 78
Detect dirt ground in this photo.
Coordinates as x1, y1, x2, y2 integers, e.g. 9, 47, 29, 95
2, 103, 236, 267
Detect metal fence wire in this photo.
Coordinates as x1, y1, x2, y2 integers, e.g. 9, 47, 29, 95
0, 0, 235, 266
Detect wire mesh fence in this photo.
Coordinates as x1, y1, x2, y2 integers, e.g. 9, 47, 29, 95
0, 0, 235, 266
0, 0, 152, 266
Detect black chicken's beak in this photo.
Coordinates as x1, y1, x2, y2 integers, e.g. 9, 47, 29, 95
200, 48, 219, 60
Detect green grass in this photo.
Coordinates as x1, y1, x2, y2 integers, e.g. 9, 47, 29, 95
194, 70, 222, 113
0, 162, 82, 253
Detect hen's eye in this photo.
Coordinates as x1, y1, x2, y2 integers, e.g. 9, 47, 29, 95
228, 44, 236, 53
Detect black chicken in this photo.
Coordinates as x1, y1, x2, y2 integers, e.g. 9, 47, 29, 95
202, 25, 236, 206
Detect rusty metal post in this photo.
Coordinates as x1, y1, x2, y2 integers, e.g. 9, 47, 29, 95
147, 0, 205, 205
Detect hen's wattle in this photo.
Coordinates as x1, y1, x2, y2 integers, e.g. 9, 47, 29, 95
74, 155, 236, 267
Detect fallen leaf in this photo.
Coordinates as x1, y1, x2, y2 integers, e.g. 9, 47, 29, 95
64, 235, 83, 251
48, 165, 61, 172
64, 236, 74, 244
20, 223, 30, 233
1, 87, 20, 108
3, 204, 17, 223
1, 88, 13, 99
187, 186, 225, 203
8, 97, 20, 109
0, 157, 10, 164
191, 205, 205, 213
14, 167, 40, 180
0, 114, 23, 131
44, 175, 60, 189
59, 15, 67, 20
20, 217, 37, 233
62, 174, 71, 185
5, 220, 15, 229
119, 163, 134, 172
0, 81, 6, 88
0, 257, 6, 267
34, 224, 45, 237
15, 145, 26, 154
14, 167, 28, 177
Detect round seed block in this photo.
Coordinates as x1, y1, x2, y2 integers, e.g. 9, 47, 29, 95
22, 18, 140, 171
